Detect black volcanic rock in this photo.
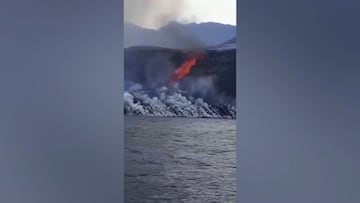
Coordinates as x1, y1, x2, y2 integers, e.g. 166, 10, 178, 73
124, 46, 236, 105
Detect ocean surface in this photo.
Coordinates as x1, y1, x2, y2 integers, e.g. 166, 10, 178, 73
125, 116, 236, 202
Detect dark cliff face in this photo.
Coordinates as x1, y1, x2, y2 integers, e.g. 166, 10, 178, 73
182, 49, 236, 101
124, 46, 187, 87
124, 46, 236, 105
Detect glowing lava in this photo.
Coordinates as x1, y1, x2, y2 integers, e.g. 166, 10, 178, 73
168, 54, 204, 86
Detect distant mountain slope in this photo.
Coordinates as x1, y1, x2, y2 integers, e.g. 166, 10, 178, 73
124, 21, 236, 49
221, 37, 236, 45
181, 22, 235, 46
209, 37, 236, 50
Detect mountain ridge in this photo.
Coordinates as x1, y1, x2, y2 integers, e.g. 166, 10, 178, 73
124, 21, 236, 49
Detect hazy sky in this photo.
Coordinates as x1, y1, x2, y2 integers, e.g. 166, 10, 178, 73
124, 0, 236, 29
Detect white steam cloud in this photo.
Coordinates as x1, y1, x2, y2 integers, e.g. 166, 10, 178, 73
124, 82, 236, 119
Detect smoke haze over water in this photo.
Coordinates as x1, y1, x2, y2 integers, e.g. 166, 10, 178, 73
124, 81, 236, 118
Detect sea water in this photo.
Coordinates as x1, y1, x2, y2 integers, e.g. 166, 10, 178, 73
125, 116, 236, 202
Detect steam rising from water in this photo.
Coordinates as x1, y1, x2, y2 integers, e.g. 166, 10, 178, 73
124, 82, 236, 119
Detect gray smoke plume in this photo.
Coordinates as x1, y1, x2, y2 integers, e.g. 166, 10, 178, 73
124, 0, 187, 29
124, 0, 205, 49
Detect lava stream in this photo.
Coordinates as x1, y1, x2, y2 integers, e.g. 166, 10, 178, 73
168, 54, 204, 86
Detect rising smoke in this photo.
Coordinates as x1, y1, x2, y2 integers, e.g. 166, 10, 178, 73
124, 0, 205, 49
124, 0, 188, 29
124, 81, 236, 118
124, 1, 236, 118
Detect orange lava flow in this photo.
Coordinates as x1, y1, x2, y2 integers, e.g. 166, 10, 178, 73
168, 54, 204, 86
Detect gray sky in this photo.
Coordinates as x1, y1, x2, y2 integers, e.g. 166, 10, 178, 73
124, 0, 236, 29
